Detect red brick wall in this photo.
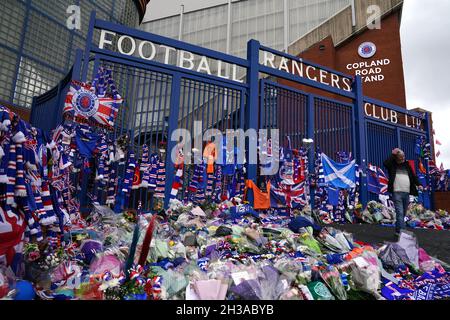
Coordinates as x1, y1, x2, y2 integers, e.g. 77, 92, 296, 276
336, 11, 406, 107
280, 11, 406, 108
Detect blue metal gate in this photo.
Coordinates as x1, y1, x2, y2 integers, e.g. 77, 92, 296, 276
29, 11, 433, 210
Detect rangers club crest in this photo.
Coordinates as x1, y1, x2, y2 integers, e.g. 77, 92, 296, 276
64, 80, 122, 128
72, 88, 99, 118
358, 42, 376, 59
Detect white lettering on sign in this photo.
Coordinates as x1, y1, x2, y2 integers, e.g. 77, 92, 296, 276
117, 35, 136, 55
364, 103, 423, 130
260, 51, 352, 92
97, 29, 244, 83
138, 41, 156, 60
99, 29, 115, 49
197, 56, 211, 74
179, 50, 195, 70
347, 58, 390, 83
159, 45, 176, 64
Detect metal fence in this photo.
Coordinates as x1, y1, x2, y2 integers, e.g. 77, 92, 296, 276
30, 11, 433, 210
30, 67, 73, 132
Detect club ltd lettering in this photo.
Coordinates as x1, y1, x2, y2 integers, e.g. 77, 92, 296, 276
364, 102, 422, 129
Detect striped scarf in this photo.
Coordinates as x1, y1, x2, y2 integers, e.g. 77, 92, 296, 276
121, 152, 136, 194
95, 138, 108, 181
40, 180, 57, 225
300, 148, 310, 204
140, 144, 149, 173
46, 228, 61, 249
170, 163, 184, 200
14, 142, 27, 198
237, 168, 246, 197
51, 190, 69, 234
141, 153, 158, 190
206, 172, 214, 197
91, 67, 123, 124
350, 164, 361, 207
195, 162, 207, 204
33, 189, 48, 225
333, 190, 346, 223
317, 155, 325, 186
106, 163, 118, 205
21, 205, 43, 242
314, 149, 328, 210
93, 68, 121, 99
212, 165, 222, 203
6, 144, 17, 205
188, 163, 204, 203
154, 158, 166, 198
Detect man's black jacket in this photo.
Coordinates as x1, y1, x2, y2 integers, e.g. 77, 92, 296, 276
383, 155, 420, 196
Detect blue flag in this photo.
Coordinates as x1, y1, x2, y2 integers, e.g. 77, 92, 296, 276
321, 153, 356, 189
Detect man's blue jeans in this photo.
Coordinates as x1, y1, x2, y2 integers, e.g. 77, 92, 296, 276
393, 192, 410, 232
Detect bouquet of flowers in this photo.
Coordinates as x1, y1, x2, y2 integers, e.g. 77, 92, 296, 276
320, 266, 347, 300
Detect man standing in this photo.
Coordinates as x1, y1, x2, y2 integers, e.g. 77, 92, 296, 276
383, 148, 422, 236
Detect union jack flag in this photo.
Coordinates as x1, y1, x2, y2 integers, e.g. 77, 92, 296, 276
428, 160, 439, 175
377, 167, 389, 194
271, 176, 306, 209
63, 80, 123, 128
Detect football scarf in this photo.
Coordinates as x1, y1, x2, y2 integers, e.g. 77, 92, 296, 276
140, 144, 150, 173
170, 163, 184, 200
14, 142, 28, 198
6, 144, 16, 205
121, 152, 136, 209
154, 158, 166, 198
141, 153, 159, 190
106, 163, 118, 205
206, 173, 214, 197
21, 205, 43, 242
212, 165, 223, 203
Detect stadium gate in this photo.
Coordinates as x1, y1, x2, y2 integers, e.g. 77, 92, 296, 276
30, 11, 433, 210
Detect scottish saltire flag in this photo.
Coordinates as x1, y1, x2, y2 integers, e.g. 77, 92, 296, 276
321, 153, 356, 189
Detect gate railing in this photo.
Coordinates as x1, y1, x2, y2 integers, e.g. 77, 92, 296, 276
29, 11, 433, 211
